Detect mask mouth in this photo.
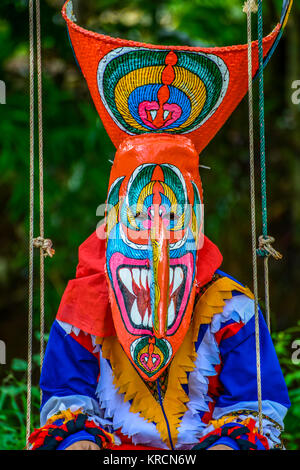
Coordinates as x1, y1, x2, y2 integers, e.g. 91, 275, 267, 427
109, 252, 194, 336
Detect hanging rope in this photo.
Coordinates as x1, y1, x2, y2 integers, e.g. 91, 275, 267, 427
26, 0, 35, 450
35, 0, 46, 375
256, 0, 282, 332
26, 0, 54, 449
243, 0, 263, 435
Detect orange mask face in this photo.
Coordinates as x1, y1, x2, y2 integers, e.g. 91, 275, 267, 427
105, 135, 203, 381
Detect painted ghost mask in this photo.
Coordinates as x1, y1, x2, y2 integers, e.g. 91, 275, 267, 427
61, 0, 292, 381
105, 134, 203, 381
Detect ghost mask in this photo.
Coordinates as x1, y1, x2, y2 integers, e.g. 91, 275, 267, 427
105, 134, 203, 381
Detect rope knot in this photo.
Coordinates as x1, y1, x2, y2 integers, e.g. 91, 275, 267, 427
257, 235, 283, 260
33, 236, 55, 258
243, 0, 258, 14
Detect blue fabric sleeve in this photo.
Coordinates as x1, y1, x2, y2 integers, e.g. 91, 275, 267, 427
40, 320, 100, 409
216, 311, 290, 416
206, 436, 240, 450
57, 430, 97, 450
37, 321, 102, 450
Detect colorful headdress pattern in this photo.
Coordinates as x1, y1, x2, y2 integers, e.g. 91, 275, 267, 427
63, 0, 292, 154
97, 48, 229, 136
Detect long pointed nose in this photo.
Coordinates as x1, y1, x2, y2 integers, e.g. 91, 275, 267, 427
150, 218, 169, 339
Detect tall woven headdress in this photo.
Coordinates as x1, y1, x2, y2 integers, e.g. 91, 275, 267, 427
63, 0, 292, 154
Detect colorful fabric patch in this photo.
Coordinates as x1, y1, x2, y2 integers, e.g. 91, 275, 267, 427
192, 419, 269, 450
29, 411, 115, 450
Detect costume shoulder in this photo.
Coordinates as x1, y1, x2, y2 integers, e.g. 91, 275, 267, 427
193, 267, 256, 336
56, 225, 115, 337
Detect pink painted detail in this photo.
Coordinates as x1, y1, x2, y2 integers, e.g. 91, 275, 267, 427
108, 252, 195, 337
141, 206, 169, 229
140, 352, 161, 372
109, 254, 151, 336
164, 103, 182, 124
138, 101, 182, 129
138, 101, 159, 130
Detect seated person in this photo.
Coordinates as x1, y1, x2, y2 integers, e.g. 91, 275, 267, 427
29, 135, 290, 451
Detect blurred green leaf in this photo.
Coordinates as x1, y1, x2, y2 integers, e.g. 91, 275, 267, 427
11, 358, 27, 372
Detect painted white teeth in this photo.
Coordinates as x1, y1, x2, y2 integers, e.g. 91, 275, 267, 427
119, 268, 134, 295
167, 299, 175, 327
169, 267, 173, 288
150, 110, 157, 121
131, 299, 142, 325
141, 269, 148, 289
119, 267, 183, 293
143, 309, 149, 327
132, 268, 140, 288
120, 266, 184, 328
163, 110, 169, 120
172, 266, 184, 295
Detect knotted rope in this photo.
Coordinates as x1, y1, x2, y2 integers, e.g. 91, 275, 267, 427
27, 0, 54, 449
243, 0, 258, 14
244, 0, 285, 435
33, 237, 55, 258
35, 0, 46, 376
257, 235, 283, 260
256, 0, 283, 333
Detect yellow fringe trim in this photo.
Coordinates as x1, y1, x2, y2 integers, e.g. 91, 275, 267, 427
46, 408, 83, 425
99, 332, 196, 448
192, 277, 253, 334
209, 415, 258, 433
97, 276, 253, 448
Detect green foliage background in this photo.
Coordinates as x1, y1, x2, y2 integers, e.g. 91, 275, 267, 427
0, 0, 299, 450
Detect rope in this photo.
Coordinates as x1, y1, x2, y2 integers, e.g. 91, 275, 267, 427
257, 235, 283, 260
26, 0, 35, 449
26, 0, 54, 448
256, 0, 282, 332
244, 0, 263, 435
33, 236, 55, 258
35, 0, 45, 375
243, 0, 258, 14
257, 0, 267, 238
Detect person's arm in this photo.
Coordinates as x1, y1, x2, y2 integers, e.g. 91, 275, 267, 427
29, 320, 116, 450
193, 295, 290, 451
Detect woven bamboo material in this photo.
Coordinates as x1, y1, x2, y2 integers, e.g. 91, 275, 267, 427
61, 0, 291, 154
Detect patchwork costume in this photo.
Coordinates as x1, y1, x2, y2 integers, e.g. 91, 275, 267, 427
29, 0, 292, 451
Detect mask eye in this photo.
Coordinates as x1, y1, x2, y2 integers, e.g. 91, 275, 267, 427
135, 211, 148, 223
169, 212, 178, 222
